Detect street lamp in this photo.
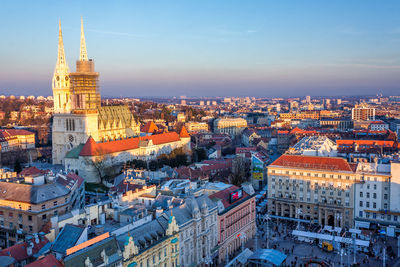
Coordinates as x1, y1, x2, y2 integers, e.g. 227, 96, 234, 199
296, 208, 302, 230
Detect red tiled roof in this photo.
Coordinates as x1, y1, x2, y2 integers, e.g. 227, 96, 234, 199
79, 132, 183, 156
209, 185, 250, 209
25, 254, 63, 267
0, 237, 49, 262
141, 121, 159, 133
337, 140, 396, 147
179, 126, 190, 138
19, 167, 49, 176
270, 154, 354, 172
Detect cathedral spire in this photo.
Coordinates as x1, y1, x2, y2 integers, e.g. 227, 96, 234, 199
80, 17, 88, 61
57, 20, 68, 67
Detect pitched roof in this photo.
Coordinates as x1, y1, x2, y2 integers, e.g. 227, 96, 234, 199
179, 126, 190, 138
51, 224, 85, 255
0, 180, 70, 204
269, 154, 354, 172
25, 254, 63, 267
79, 132, 182, 157
19, 167, 49, 177
209, 185, 250, 210
0, 237, 49, 262
79, 136, 98, 157
141, 121, 159, 133
63, 236, 122, 267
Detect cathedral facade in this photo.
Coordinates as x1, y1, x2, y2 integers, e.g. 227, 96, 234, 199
52, 19, 140, 164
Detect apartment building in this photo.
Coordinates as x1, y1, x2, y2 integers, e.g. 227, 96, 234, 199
354, 161, 400, 230
0, 173, 84, 247
209, 184, 256, 264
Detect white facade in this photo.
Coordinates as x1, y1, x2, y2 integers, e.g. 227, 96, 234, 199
213, 117, 247, 137
354, 162, 400, 229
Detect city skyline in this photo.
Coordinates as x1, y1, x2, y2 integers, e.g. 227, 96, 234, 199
1, 0, 400, 97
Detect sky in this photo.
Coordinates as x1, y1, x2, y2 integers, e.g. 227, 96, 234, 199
1, 0, 400, 97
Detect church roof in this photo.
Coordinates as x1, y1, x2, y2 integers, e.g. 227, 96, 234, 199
141, 121, 159, 133
79, 136, 98, 157
79, 132, 182, 157
179, 126, 190, 138
97, 105, 135, 129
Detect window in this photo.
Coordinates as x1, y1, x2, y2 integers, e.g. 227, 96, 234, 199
373, 213, 377, 219
29, 226, 33, 232
19, 224, 23, 229
28, 206, 31, 211
53, 201, 58, 206
384, 203, 387, 209
384, 194, 388, 200
359, 201, 363, 207
360, 192, 363, 197
41, 204, 46, 210
9, 212, 13, 217
28, 215, 32, 221
373, 193, 377, 199
42, 214, 47, 220
338, 175, 342, 179
65, 197, 68, 203
346, 176, 350, 180
366, 192, 370, 198
359, 211, 363, 217
373, 202, 376, 208
54, 210, 58, 216
373, 184, 377, 190
394, 216, 398, 222
9, 222, 13, 228
366, 202, 369, 208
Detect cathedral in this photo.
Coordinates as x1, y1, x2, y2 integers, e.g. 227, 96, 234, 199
52, 19, 140, 164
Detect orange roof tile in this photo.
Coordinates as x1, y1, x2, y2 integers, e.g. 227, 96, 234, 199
141, 121, 159, 133
179, 126, 190, 138
270, 154, 354, 172
79, 132, 182, 157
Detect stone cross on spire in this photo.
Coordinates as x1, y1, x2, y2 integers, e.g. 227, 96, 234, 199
80, 17, 88, 61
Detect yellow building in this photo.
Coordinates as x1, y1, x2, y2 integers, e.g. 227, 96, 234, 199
120, 213, 180, 267
268, 154, 359, 228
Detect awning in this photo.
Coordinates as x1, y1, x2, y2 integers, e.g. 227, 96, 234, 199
355, 221, 370, 229
225, 248, 253, 267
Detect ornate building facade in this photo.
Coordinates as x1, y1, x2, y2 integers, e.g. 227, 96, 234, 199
52, 19, 140, 165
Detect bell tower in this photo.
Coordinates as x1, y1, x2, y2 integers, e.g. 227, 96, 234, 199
52, 20, 71, 114
70, 17, 101, 112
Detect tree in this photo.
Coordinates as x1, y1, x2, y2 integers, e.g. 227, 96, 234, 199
14, 159, 22, 173
229, 156, 251, 186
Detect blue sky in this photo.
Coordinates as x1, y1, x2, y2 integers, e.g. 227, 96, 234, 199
1, 0, 400, 97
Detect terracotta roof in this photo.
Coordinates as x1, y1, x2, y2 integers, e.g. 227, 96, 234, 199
19, 167, 49, 176
25, 254, 63, 267
337, 140, 397, 147
141, 121, 159, 133
0, 237, 49, 262
179, 126, 190, 138
209, 185, 250, 209
269, 154, 354, 172
79, 136, 98, 156
79, 132, 182, 157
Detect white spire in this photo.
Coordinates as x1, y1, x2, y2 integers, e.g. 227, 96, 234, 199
80, 17, 88, 61
57, 20, 68, 68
